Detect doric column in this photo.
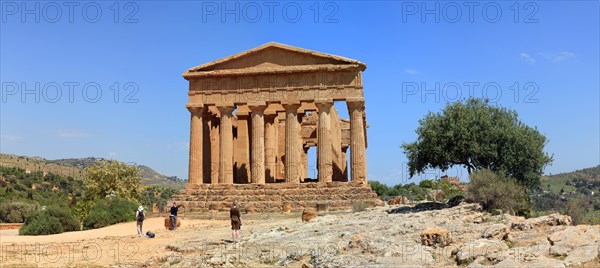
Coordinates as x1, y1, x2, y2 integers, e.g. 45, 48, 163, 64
187, 104, 204, 185
341, 146, 349, 182
316, 100, 333, 183
210, 114, 220, 184
202, 111, 213, 184
301, 146, 309, 180
347, 98, 367, 182
264, 113, 277, 183
283, 103, 301, 183
217, 104, 235, 184
249, 102, 267, 184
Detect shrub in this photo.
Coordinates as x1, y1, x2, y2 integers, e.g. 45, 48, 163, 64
82, 197, 137, 230
352, 201, 368, 212
368, 181, 390, 197
44, 206, 80, 232
0, 201, 38, 223
19, 213, 63, 235
467, 169, 531, 215
562, 199, 593, 225
71, 198, 94, 222
419, 180, 433, 188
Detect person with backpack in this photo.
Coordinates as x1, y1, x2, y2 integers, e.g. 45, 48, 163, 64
136, 205, 146, 237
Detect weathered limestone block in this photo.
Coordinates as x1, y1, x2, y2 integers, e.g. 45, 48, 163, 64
164, 217, 182, 230
481, 224, 511, 241
420, 228, 453, 248
302, 208, 317, 222
548, 225, 600, 258
282, 202, 293, 213
452, 239, 508, 265
511, 213, 571, 230
316, 203, 328, 213
563, 245, 600, 266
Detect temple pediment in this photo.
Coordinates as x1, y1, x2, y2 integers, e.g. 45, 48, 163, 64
183, 42, 366, 79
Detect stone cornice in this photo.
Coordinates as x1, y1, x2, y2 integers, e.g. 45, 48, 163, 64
183, 64, 363, 80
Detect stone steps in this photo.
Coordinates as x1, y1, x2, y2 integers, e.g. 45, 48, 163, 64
173, 182, 380, 212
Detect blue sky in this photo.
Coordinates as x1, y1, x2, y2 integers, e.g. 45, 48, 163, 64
1, 1, 598, 186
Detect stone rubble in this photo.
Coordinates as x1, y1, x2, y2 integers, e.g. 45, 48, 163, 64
154, 202, 599, 267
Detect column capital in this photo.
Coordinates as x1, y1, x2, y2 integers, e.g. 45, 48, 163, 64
186, 103, 205, 113
216, 103, 235, 115
315, 99, 333, 110
282, 102, 301, 112
248, 101, 267, 113
346, 97, 365, 107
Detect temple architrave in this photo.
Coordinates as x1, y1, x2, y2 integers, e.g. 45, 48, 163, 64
174, 42, 380, 212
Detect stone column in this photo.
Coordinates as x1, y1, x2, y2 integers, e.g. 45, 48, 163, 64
283, 103, 301, 183
202, 112, 213, 184
301, 146, 309, 180
217, 104, 235, 184
249, 103, 267, 184
210, 114, 220, 184
347, 99, 367, 182
316, 100, 333, 183
264, 113, 277, 183
341, 146, 349, 182
187, 104, 204, 185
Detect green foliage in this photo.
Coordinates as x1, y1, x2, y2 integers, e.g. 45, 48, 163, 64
82, 197, 137, 230
43, 206, 80, 232
368, 181, 390, 196
70, 198, 94, 222
19, 212, 63, 236
533, 166, 600, 225
139, 186, 178, 212
369, 179, 464, 203
467, 169, 531, 215
419, 180, 433, 188
561, 199, 588, 225
401, 98, 553, 189
0, 166, 84, 209
17, 205, 79, 235
83, 160, 142, 202
0, 201, 38, 223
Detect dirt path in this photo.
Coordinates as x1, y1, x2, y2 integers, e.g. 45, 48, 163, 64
0, 215, 298, 267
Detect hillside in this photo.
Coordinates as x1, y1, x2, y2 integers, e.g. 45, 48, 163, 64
0, 154, 185, 189
534, 165, 600, 224
541, 165, 600, 194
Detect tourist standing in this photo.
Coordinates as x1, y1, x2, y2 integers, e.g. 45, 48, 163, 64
136, 205, 145, 237
170, 202, 183, 230
230, 201, 241, 242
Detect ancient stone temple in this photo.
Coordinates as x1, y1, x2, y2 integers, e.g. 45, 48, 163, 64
174, 42, 379, 212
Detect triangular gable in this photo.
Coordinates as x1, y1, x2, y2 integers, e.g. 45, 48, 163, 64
185, 42, 366, 74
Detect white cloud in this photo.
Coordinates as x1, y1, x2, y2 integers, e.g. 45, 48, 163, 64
108, 152, 118, 158
57, 130, 92, 138
540, 51, 576, 62
404, 68, 419, 75
520, 52, 536, 64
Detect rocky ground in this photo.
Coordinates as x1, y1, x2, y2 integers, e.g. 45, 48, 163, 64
157, 202, 599, 267
1, 202, 598, 267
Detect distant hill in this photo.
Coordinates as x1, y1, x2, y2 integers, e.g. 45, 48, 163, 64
541, 165, 600, 194
535, 165, 600, 224
0, 154, 185, 189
